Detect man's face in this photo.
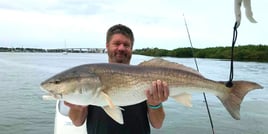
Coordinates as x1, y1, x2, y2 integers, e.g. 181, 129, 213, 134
106, 33, 132, 64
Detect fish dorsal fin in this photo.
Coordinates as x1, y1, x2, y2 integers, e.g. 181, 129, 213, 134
100, 91, 124, 124
138, 58, 202, 76
171, 92, 192, 107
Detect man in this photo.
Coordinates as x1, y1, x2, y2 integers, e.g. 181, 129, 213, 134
64, 24, 169, 134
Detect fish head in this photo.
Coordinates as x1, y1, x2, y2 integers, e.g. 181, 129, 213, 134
40, 65, 102, 103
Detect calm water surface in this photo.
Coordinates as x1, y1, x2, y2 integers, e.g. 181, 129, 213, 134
0, 52, 267, 134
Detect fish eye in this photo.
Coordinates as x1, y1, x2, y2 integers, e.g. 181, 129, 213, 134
50, 79, 61, 84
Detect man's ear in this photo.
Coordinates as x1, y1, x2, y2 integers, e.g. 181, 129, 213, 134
106, 43, 109, 49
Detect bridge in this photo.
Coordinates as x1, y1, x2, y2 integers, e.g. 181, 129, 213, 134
0, 47, 107, 53
48, 48, 106, 53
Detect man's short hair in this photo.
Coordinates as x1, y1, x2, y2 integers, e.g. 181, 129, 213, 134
106, 24, 134, 48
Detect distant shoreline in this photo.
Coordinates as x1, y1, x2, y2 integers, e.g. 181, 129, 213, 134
133, 44, 268, 62
1, 45, 268, 62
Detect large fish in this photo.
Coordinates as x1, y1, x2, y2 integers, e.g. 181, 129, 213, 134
40, 58, 263, 124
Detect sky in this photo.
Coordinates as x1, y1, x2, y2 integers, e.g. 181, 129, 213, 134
0, 0, 267, 50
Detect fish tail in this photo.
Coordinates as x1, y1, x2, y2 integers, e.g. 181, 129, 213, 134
217, 81, 263, 120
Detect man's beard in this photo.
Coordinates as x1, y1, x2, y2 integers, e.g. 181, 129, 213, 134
109, 51, 131, 64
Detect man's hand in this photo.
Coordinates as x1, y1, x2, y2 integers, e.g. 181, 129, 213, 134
146, 80, 169, 106
145, 80, 169, 128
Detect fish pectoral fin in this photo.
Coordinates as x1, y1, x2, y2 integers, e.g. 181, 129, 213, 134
99, 91, 124, 124
100, 91, 115, 109
171, 93, 192, 107
103, 106, 124, 124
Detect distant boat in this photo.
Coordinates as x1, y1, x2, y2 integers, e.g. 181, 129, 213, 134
63, 40, 68, 55
62, 51, 68, 55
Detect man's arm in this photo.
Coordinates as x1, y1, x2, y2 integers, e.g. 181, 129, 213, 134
146, 80, 169, 129
64, 101, 88, 126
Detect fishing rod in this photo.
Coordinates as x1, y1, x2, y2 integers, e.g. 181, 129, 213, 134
182, 14, 215, 134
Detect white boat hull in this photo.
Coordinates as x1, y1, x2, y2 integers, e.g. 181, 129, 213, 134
54, 100, 87, 134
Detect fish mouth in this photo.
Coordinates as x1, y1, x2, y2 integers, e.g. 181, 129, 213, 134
40, 86, 47, 92
42, 94, 56, 100
40, 85, 63, 100
41, 93, 62, 100
40, 86, 54, 100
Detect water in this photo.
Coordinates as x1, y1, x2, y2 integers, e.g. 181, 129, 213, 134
0, 52, 267, 134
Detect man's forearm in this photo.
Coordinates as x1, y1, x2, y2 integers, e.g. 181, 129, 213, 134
148, 106, 165, 129
64, 101, 88, 126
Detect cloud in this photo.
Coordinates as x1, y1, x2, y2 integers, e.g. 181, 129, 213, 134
0, 0, 54, 12
48, 0, 113, 15
0, 0, 267, 49
0, 0, 114, 16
